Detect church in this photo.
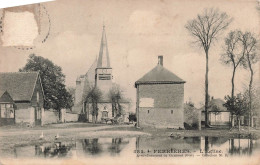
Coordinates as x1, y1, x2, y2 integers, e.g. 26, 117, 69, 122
73, 25, 130, 123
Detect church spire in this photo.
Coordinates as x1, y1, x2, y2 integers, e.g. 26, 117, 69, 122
97, 24, 111, 68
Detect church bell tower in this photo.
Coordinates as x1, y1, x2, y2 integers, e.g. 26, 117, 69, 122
95, 25, 113, 97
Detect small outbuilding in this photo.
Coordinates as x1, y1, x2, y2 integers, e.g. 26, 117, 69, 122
135, 56, 186, 129
0, 72, 44, 126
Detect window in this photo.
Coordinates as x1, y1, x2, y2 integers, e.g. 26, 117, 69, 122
36, 92, 39, 103
171, 110, 173, 114
35, 107, 41, 120
99, 74, 111, 80
102, 111, 108, 118
148, 110, 150, 114
0, 104, 14, 118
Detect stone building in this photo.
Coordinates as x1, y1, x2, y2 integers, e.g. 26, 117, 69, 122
135, 56, 185, 128
73, 26, 130, 122
0, 72, 44, 126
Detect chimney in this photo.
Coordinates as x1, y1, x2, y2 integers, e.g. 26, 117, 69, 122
158, 56, 163, 66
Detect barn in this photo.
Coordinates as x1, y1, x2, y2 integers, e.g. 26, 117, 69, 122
135, 56, 186, 128
0, 72, 44, 126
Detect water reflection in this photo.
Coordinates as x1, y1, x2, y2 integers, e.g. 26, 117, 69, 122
81, 139, 102, 155
5, 136, 260, 159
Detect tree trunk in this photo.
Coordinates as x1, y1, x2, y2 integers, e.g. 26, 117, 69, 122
231, 115, 235, 128
58, 109, 61, 122
205, 50, 209, 127
230, 66, 236, 128
248, 57, 253, 130
238, 117, 241, 131
112, 99, 115, 117
92, 115, 95, 124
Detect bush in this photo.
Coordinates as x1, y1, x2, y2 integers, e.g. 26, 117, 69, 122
78, 114, 88, 122
128, 113, 137, 123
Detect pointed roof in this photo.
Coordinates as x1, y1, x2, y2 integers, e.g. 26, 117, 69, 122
97, 25, 111, 68
0, 72, 41, 101
135, 64, 185, 87
0, 91, 14, 103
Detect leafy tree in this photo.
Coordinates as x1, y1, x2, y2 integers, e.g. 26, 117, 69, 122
240, 32, 258, 127
185, 8, 232, 127
224, 94, 248, 131
19, 54, 73, 119
84, 86, 102, 123
220, 30, 245, 127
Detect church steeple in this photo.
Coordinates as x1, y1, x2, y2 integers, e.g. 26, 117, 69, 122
97, 25, 111, 68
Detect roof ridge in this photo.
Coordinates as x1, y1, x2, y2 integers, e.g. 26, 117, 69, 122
135, 64, 185, 85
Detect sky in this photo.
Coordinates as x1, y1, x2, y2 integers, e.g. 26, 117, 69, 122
0, 0, 259, 109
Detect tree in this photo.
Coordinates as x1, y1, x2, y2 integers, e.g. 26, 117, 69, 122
185, 8, 232, 127
243, 85, 260, 127
240, 32, 259, 127
108, 84, 123, 118
19, 54, 73, 119
224, 94, 248, 131
220, 30, 245, 127
67, 87, 75, 111
84, 86, 102, 123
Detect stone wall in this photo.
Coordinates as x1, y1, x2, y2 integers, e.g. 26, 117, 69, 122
139, 107, 183, 128
43, 109, 59, 124
65, 112, 79, 122
137, 83, 184, 128
15, 107, 34, 124
138, 84, 184, 108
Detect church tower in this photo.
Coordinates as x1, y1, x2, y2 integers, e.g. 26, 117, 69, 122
95, 25, 113, 98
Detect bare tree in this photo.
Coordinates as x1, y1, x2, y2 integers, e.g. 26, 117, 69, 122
220, 30, 245, 127
84, 86, 102, 123
108, 84, 123, 118
240, 32, 259, 127
185, 8, 232, 127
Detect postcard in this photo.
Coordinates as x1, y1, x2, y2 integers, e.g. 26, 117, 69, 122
0, 0, 259, 164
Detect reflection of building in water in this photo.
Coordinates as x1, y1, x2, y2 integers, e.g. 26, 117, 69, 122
229, 138, 255, 156
80, 138, 130, 156
9, 137, 259, 158
200, 136, 257, 156
34, 142, 75, 158
135, 136, 258, 156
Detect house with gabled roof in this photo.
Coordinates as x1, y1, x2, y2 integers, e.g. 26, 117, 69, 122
135, 56, 186, 128
0, 72, 44, 126
200, 97, 231, 126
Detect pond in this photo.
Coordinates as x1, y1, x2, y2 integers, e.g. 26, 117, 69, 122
1, 136, 260, 159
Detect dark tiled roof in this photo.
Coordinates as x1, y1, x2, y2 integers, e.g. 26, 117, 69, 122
0, 72, 39, 101
135, 64, 185, 86
0, 91, 14, 103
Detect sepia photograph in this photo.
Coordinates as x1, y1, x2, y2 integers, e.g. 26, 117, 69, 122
0, 0, 259, 164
